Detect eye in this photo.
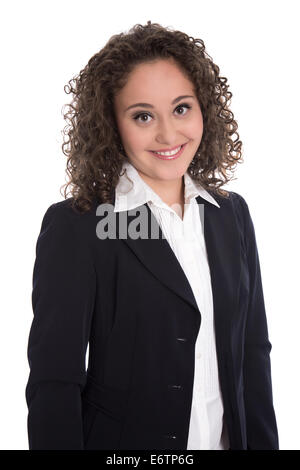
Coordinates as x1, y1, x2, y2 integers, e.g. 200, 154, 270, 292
132, 103, 192, 124
175, 103, 192, 115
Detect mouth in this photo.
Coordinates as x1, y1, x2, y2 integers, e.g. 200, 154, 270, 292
149, 142, 188, 160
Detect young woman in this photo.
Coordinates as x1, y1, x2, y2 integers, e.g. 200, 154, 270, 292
25, 21, 279, 450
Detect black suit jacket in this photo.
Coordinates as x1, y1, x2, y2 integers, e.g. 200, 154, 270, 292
25, 190, 279, 450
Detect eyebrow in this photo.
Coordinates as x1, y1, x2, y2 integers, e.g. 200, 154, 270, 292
124, 95, 195, 113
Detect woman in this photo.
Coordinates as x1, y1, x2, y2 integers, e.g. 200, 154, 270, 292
25, 21, 279, 450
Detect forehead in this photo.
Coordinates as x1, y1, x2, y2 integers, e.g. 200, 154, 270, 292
115, 59, 194, 105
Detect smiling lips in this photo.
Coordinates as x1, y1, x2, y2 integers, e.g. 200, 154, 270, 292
149, 142, 187, 160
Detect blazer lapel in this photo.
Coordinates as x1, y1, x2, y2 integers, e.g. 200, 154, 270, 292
196, 194, 241, 352
117, 193, 241, 351
118, 203, 200, 313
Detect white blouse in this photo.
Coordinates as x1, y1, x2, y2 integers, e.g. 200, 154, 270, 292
114, 160, 229, 450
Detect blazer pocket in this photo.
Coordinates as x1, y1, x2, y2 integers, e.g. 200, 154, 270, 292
82, 398, 99, 447
81, 374, 130, 450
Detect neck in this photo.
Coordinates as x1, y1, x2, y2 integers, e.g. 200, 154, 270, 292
137, 171, 185, 218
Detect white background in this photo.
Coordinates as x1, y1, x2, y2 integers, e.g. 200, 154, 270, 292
0, 0, 299, 450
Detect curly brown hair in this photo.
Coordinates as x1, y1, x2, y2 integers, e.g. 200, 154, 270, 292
61, 20, 243, 213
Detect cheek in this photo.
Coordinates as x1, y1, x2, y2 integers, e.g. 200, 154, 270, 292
186, 113, 204, 139
121, 124, 146, 151
117, 120, 135, 144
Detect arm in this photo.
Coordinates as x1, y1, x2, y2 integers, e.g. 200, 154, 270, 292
25, 203, 96, 449
237, 194, 279, 450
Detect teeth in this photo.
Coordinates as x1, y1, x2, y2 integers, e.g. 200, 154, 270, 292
154, 145, 182, 156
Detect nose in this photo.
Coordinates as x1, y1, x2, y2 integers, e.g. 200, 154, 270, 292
155, 116, 180, 146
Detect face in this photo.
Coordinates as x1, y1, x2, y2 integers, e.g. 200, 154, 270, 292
113, 58, 203, 192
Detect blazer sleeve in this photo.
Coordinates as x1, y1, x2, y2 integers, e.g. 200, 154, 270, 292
25, 203, 96, 450
235, 194, 279, 450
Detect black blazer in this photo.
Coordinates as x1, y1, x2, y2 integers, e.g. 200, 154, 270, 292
25, 190, 279, 450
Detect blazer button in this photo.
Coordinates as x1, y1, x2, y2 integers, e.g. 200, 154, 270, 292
168, 384, 183, 390
176, 337, 187, 342
163, 434, 177, 440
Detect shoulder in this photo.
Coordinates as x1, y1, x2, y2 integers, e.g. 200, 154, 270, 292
208, 189, 250, 220
227, 190, 252, 229
226, 190, 251, 225
38, 197, 100, 244
222, 190, 258, 254
42, 197, 99, 223
209, 189, 253, 249
34, 199, 97, 278
46, 197, 98, 219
